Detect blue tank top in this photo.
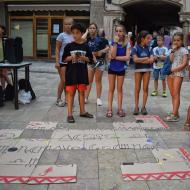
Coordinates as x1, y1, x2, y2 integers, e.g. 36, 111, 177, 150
109, 42, 130, 72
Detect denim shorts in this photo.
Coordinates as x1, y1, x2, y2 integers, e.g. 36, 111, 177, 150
153, 68, 166, 80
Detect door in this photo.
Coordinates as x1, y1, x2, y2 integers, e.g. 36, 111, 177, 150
50, 19, 63, 58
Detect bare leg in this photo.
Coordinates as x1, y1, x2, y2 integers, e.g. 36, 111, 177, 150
85, 68, 95, 100
108, 74, 116, 111
67, 90, 76, 117
95, 69, 103, 99
117, 75, 125, 111
142, 72, 151, 108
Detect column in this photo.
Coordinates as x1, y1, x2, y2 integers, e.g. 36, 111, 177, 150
90, 0, 104, 28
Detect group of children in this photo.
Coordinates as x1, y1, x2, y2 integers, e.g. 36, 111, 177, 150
55, 17, 189, 129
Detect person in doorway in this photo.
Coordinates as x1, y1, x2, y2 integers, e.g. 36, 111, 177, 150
55, 17, 74, 107
106, 24, 130, 117
151, 35, 169, 97
132, 30, 154, 115
83, 23, 110, 106
164, 32, 188, 122
151, 31, 158, 49
62, 23, 94, 123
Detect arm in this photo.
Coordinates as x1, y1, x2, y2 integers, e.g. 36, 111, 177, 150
110, 44, 117, 59
115, 47, 130, 62
133, 55, 150, 64
171, 54, 188, 73
82, 29, 88, 40
55, 40, 62, 68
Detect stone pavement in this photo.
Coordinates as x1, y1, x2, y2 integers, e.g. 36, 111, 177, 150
0, 62, 190, 190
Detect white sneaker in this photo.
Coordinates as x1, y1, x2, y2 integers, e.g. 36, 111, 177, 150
97, 98, 103, 106
56, 99, 66, 107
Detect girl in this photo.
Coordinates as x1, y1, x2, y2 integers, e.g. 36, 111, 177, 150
83, 23, 110, 106
55, 17, 74, 107
164, 32, 188, 122
132, 31, 154, 115
106, 25, 130, 117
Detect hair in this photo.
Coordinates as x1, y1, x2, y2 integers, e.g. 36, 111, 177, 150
63, 17, 73, 24
137, 30, 150, 45
0, 25, 6, 36
115, 24, 126, 33
157, 34, 164, 41
173, 32, 183, 41
89, 23, 98, 30
71, 23, 86, 33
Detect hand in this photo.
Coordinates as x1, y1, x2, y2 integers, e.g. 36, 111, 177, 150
113, 35, 119, 44
171, 45, 178, 52
71, 55, 77, 62
78, 55, 87, 62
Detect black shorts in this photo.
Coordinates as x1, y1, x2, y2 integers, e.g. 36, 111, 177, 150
108, 69, 125, 76
59, 63, 67, 67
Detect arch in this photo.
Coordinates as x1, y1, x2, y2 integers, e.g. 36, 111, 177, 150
118, 0, 183, 7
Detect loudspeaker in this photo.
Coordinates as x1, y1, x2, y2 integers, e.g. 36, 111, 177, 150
4, 37, 23, 63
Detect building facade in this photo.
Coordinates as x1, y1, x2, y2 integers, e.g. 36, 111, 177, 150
0, 0, 190, 60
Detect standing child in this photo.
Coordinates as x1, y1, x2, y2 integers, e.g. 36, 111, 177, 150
106, 25, 130, 117
164, 32, 188, 122
55, 17, 74, 107
151, 35, 169, 97
132, 31, 154, 115
62, 23, 94, 123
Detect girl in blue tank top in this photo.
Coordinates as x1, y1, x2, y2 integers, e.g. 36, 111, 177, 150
106, 25, 130, 118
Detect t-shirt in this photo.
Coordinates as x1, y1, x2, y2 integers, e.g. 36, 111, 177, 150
0, 39, 4, 62
153, 46, 169, 69
87, 36, 108, 59
62, 42, 93, 86
56, 32, 74, 64
170, 47, 189, 77
109, 42, 131, 72
131, 45, 153, 71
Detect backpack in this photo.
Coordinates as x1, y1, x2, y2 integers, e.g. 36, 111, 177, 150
5, 84, 14, 101
18, 79, 36, 100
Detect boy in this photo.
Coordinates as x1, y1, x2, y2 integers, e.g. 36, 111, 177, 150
62, 23, 94, 123
151, 35, 169, 97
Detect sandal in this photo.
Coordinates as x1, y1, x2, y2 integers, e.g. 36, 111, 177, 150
164, 114, 180, 122
141, 107, 148, 115
133, 108, 139, 115
117, 109, 126, 117
106, 110, 113, 118
67, 116, 75, 123
80, 112, 94, 118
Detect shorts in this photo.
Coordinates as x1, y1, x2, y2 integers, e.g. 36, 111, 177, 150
66, 84, 87, 92
153, 69, 166, 80
88, 60, 105, 71
59, 62, 67, 67
108, 69, 125, 76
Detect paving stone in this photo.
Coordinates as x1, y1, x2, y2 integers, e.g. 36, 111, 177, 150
56, 150, 98, 179
38, 150, 60, 165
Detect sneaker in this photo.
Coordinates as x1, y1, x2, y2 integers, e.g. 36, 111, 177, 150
97, 98, 103, 106
162, 91, 167, 98
56, 99, 66, 107
151, 91, 158, 96
164, 114, 180, 122
141, 107, 148, 115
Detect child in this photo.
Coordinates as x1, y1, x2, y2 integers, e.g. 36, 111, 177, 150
164, 32, 188, 122
106, 25, 130, 117
55, 17, 74, 107
83, 23, 110, 106
132, 31, 154, 115
151, 35, 169, 97
62, 23, 94, 123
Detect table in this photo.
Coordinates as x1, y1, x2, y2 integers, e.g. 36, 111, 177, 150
0, 62, 32, 109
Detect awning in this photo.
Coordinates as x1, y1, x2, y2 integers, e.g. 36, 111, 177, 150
8, 4, 90, 12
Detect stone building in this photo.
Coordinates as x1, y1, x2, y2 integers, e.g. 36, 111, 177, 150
0, 0, 190, 60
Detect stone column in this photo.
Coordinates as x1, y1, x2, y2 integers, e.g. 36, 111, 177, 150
90, 0, 104, 28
